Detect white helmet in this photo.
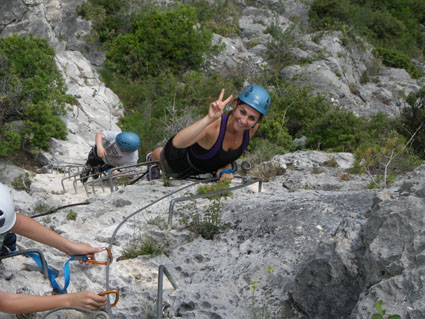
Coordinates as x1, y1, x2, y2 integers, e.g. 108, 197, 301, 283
0, 184, 16, 234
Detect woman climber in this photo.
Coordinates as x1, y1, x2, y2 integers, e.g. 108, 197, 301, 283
146, 85, 271, 181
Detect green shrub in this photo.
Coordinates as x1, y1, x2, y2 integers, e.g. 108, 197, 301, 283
0, 35, 70, 155
309, 0, 425, 61
182, 0, 241, 36
197, 179, 232, 200
0, 124, 21, 158
353, 130, 421, 187
66, 210, 77, 221
374, 48, 423, 79
76, 0, 124, 43
309, 0, 354, 28
122, 236, 164, 259
263, 82, 330, 139
266, 24, 299, 70
105, 5, 212, 78
371, 300, 401, 319
246, 138, 289, 164
304, 109, 365, 152
364, 10, 405, 42
397, 86, 425, 159
23, 101, 67, 150
11, 172, 33, 191
33, 201, 55, 216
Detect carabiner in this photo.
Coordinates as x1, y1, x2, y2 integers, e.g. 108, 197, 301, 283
81, 247, 113, 265
98, 289, 119, 307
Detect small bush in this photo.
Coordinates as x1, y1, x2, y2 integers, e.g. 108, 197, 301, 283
255, 80, 328, 149
353, 130, 421, 187
322, 157, 338, 168
0, 35, 71, 156
371, 300, 401, 319
33, 201, 55, 216
397, 86, 425, 159
246, 138, 289, 165
374, 48, 423, 79
186, 200, 225, 240
197, 179, 232, 200
66, 210, 77, 221
11, 172, 33, 191
249, 162, 285, 182
309, 0, 353, 28
76, 0, 125, 43
303, 108, 365, 152
0, 124, 21, 158
122, 236, 164, 259
266, 24, 300, 70
182, 0, 241, 36
105, 6, 212, 79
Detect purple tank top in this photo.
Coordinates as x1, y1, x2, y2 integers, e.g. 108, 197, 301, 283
189, 113, 249, 161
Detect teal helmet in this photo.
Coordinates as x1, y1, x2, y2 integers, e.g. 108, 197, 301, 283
238, 85, 271, 115
116, 132, 140, 152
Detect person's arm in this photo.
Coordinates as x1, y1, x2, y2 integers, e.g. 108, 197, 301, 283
95, 132, 107, 158
173, 89, 233, 148
11, 214, 102, 257
0, 290, 106, 313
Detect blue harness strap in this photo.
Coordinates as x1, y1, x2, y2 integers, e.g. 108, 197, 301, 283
218, 169, 235, 178
25, 253, 88, 294
1, 233, 86, 294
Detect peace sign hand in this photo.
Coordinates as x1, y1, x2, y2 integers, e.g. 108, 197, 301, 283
208, 89, 233, 121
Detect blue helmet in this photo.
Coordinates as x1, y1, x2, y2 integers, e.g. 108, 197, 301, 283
116, 132, 140, 152
238, 85, 271, 115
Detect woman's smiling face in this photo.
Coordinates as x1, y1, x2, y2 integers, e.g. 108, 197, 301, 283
232, 104, 261, 130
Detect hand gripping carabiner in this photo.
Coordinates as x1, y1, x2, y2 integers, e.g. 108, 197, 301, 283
79, 247, 113, 265
98, 289, 119, 307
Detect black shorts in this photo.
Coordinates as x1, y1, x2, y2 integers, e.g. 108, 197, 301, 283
160, 138, 198, 179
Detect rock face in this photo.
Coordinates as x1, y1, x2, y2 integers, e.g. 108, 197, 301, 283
1, 1, 425, 319
0, 0, 105, 65
2, 153, 425, 319
49, 50, 123, 164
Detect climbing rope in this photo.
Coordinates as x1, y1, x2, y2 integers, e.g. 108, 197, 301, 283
31, 201, 90, 219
